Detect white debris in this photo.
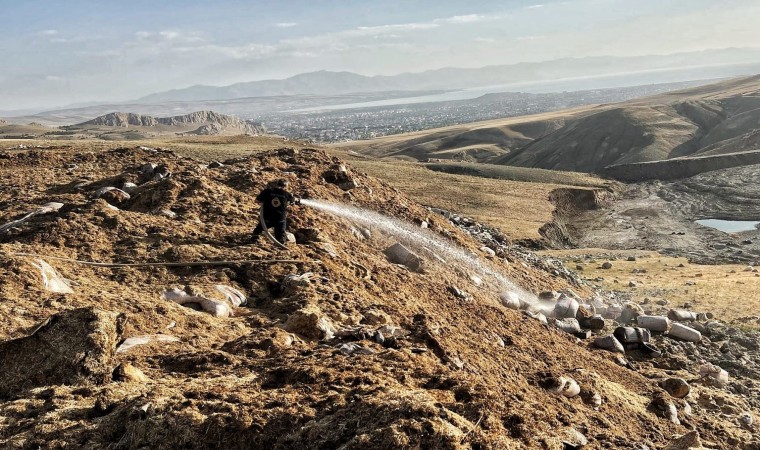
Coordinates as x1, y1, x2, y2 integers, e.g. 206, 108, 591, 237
116, 334, 180, 353
0, 202, 64, 234
215, 285, 247, 307
31, 259, 74, 294
499, 291, 521, 310
163, 288, 232, 317
699, 363, 729, 384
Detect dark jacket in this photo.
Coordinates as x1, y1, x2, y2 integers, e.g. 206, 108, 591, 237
256, 187, 295, 221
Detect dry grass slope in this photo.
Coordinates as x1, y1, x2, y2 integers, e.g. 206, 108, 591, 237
336, 75, 760, 175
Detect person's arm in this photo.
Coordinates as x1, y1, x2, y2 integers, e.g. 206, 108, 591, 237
256, 189, 268, 202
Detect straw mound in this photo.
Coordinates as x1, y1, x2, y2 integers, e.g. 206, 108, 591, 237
0, 146, 755, 449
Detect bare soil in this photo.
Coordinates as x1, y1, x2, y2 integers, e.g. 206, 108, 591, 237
558, 165, 760, 264
0, 142, 757, 449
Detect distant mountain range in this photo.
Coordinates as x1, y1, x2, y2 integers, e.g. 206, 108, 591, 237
138, 48, 760, 103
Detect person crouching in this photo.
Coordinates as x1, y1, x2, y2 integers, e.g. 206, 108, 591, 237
251, 179, 299, 244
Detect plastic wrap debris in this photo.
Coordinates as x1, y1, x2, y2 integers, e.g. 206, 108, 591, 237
699, 363, 729, 384
543, 375, 581, 398
116, 334, 180, 353
214, 285, 247, 307
93, 187, 131, 205
499, 291, 521, 310
0, 202, 64, 234
31, 259, 74, 294
281, 272, 314, 295
163, 288, 231, 317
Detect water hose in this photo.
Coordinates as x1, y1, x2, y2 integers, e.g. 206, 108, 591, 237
11, 252, 315, 267
259, 207, 288, 249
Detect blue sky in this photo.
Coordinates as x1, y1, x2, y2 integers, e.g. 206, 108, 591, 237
2, 0, 760, 110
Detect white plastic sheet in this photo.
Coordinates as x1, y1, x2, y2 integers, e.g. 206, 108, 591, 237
31, 259, 74, 294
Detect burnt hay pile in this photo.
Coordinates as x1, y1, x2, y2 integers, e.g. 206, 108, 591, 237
0, 146, 757, 449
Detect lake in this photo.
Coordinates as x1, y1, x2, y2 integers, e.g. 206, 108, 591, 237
695, 219, 760, 233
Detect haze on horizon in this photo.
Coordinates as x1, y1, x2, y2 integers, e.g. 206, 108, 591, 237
2, 0, 760, 111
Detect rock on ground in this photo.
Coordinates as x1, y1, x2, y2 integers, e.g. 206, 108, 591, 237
284, 305, 336, 340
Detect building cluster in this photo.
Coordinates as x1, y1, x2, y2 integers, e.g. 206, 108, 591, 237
259, 83, 694, 143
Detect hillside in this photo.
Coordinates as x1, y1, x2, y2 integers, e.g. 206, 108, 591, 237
70, 110, 266, 137
337, 75, 760, 178
0, 122, 54, 139
1, 143, 757, 448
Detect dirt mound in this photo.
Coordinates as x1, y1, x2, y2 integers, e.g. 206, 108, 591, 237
0, 145, 756, 448
0, 308, 124, 398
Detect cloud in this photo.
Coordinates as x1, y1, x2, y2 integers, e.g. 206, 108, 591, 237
134, 30, 204, 43
275, 22, 298, 28
38, 29, 58, 36
526, 4, 545, 9
516, 35, 547, 41
159, 30, 180, 40
441, 14, 488, 24
355, 22, 440, 34
473, 37, 496, 43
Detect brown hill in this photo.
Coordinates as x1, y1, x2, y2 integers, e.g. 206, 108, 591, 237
337, 75, 760, 177
0, 144, 757, 448
76, 110, 266, 136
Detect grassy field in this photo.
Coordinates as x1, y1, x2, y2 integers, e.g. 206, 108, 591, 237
542, 249, 760, 330
424, 161, 609, 187
342, 157, 602, 240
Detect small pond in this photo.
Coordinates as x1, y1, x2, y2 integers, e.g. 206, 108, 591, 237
695, 219, 760, 233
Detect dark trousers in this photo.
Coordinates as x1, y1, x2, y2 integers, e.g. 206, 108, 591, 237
253, 217, 287, 243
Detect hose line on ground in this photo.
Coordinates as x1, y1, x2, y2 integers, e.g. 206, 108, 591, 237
11, 252, 317, 268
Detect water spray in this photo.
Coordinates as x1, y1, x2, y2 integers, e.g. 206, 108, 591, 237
300, 198, 537, 304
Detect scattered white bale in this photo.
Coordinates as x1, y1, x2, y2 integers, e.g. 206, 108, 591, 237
499, 291, 521, 310
546, 376, 581, 398
163, 288, 231, 317
667, 309, 698, 322
555, 318, 581, 334
668, 322, 702, 342
384, 243, 424, 272
593, 335, 625, 353
553, 295, 579, 319
700, 363, 729, 383
31, 259, 73, 294
601, 303, 623, 319
523, 310, 548, 325
637, 315, 671, 332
